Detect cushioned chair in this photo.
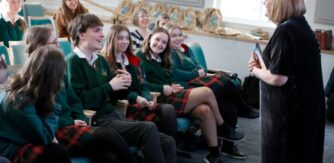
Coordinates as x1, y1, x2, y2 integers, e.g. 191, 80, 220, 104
0, 42, 10, 65
189, 42, 233, 75
28, 16, 55, 29
58, 38, 72, 57
22, 3, 45, 22
8, 41, 27, 65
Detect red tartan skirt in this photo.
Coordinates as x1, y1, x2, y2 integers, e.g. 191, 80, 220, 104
13, 144, 44, 163
187, 72, 229, 95
165, 89, 191, 115
56, 125, 93, 148
12, 125, 93, 163
126, 103, 161, 123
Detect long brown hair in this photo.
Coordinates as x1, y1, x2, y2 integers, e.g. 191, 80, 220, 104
56, 0, 88, 26
141, 27, 172, 69
24, 26, 53, 55
101, 24, 133, 71
6, 46, 66, 117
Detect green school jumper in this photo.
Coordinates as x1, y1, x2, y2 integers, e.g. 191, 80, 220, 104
0, 14, 25, 47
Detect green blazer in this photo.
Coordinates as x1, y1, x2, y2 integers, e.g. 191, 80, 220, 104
136, 51, 188, 94
56, 75, 88, 128
0, 14, 25, 47
66, 52, 128, 120
0, 91, 60, 158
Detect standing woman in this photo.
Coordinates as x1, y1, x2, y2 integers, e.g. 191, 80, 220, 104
0, 0, 26, 47
54, 0, 88, 38
137, 27, 225, 163
0, 46, 71, 163
248, 0, 325, 162
130, 8, 151, 52
101, 24, 177, 138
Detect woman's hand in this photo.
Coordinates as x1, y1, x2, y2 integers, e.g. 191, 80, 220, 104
198, 69, 206, 77
74, 119, 87, 127
147, 101, 155, 110
109, 73, 132, 91
248, 52, 261, 74
136, 96, 149, 108
171, 84, 184, 93
163, 85, 174, 96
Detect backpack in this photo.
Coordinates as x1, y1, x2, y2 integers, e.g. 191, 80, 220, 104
242, 76, 259, 108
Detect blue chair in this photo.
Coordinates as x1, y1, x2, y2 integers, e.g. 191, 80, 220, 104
189, 42, 208, 71
9, 41, 27, 65
28, 16, 55, 29
22, 3, 45, 23
58, 38, 72, 57
0, 42, 10, 65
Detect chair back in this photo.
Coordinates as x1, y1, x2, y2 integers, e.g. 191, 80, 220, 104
0, 42, 11, 65
28, 16, 55, 29
58, 38, 72, 57
189, 43, 208, 71
9, 41, 27, 65
22, 3, 44, 22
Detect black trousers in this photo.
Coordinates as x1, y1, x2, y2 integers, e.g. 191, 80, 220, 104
69, 127, 136, 163
95, 113, 177, 163
35, 144, 71, 163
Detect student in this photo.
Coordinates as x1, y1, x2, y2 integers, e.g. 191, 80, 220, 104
137, 27, 241, 163
248, 0, 325, 162
66, 13, 176, 163
54, 0, 88, 38
101, 24, 177, 138
155, 13, 171, 29
0, 0, 26, 47
163, 22, 249, 159
0, 46, 71, 163
24, 26, 137, 163
130, 8, 151, 52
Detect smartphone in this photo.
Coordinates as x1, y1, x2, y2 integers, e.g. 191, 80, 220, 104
253, 43, 266, 69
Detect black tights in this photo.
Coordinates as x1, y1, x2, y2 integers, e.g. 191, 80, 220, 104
35, 143, 71, 163
69, 127, 137, 163
156, 104, 177, 138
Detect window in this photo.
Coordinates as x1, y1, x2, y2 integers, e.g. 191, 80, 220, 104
214, 0, 275, 28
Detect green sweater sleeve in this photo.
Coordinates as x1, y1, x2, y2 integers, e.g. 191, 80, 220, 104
66, 54, 114, 110
171, 50, 199, 81
15, 104, 59, 145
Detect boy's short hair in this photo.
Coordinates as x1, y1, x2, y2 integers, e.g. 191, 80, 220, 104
67, 13, 103, 46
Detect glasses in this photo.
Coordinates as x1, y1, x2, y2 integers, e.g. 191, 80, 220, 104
138, 15, 149, 19
47, 40, 59, 47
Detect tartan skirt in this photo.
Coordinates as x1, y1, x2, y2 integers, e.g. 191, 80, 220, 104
55, 125, 93, 148
164, 89, 191, 115
11, 125, 93, 163
126, 103, 161, 123
187, 72, 229, 96
12, 144, 44, 163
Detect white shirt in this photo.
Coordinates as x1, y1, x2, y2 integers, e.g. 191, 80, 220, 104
73, 47, 98, 66
116, 53, 129, 66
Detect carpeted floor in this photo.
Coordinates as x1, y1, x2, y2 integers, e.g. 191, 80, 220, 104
177, 117, 334, 163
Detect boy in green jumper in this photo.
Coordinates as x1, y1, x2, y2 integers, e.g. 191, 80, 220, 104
66, 13, 176, 163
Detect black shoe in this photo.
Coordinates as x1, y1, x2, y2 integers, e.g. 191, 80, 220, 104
221, 145, 246, 160
204, 154, 223, 163
239, 108, 259, 119
218, 124, 246, 142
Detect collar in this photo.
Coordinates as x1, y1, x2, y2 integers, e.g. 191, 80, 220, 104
73, 47, 98, 66
116, 53, 129, 66
0, 13, 20, 23
150, 53, 161, 62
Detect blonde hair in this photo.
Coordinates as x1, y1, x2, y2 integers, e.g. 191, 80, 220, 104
132, 8, 149, 26
268, 0, 306, 23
